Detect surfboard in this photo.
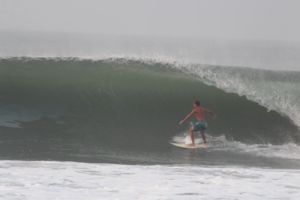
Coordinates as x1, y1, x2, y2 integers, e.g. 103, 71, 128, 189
170, 142, 208, 149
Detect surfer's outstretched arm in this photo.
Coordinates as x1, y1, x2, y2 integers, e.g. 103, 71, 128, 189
179, 110, 195, 125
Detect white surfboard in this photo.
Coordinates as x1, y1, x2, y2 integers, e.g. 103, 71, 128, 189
170, 142, 208, 149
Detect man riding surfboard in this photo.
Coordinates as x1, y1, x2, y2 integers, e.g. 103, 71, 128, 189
179, 100, 216, 146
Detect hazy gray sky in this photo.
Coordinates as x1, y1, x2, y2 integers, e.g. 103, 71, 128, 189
1, 0, 300, 41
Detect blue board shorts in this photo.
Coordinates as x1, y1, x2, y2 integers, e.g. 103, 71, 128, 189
191, 121, 207, 132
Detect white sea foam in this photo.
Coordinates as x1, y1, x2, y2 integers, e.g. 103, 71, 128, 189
0, 160, 299, 200
217, 137, 300, 160
176, 65, 300, 128
173, 134, 300, 160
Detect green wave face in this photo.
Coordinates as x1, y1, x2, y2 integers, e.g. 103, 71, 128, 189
0, 58, 299, 162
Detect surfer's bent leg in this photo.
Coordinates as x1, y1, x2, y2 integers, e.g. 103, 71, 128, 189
189, 127, 195, 145
200, 130, 207, 144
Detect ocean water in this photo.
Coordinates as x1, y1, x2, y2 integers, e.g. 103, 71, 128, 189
0, 32, 300, 199
1, 161, 300, 200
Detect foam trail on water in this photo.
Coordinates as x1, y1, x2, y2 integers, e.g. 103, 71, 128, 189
216, 136, 300, 160
172, 134, 300, 160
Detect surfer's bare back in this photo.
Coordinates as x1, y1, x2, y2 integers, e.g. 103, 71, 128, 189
179, 100, 216, 145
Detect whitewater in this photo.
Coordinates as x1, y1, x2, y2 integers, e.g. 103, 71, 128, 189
1, 161, 300, 200
0, 32, 300, 199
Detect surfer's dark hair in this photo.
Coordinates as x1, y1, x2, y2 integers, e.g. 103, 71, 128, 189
194, 100, 200, 106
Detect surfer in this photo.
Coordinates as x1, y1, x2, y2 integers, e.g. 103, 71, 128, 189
179, 100, 216, 145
